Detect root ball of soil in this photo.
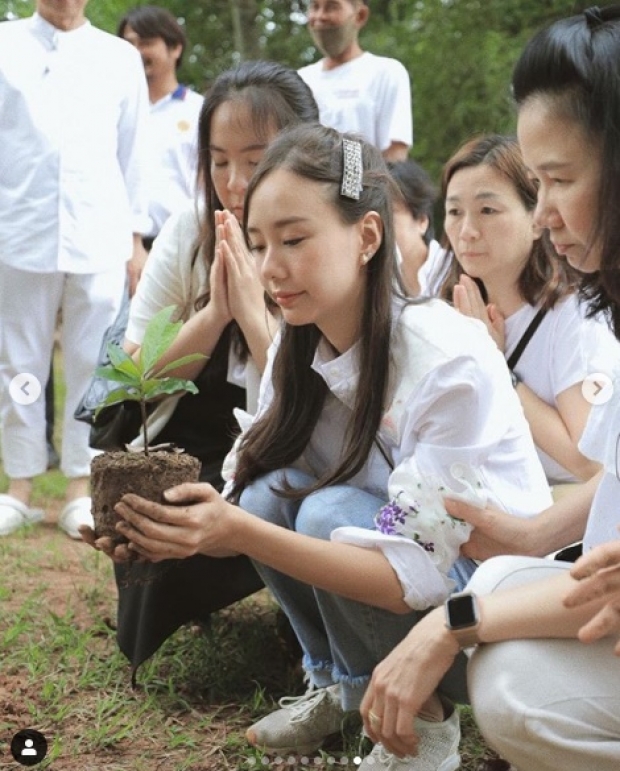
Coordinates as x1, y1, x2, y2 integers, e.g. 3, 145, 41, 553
91, 451, 201, 543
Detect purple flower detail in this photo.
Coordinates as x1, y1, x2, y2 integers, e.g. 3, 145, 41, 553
375, 501, 406, 535
419, 540, 435, 553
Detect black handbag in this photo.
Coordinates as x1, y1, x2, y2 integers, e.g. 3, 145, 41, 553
74, 287, 142, 451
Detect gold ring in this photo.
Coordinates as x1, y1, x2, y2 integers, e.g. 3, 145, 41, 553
368, 709, 382, 727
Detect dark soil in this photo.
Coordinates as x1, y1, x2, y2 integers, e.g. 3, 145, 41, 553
90, 450, 201, 542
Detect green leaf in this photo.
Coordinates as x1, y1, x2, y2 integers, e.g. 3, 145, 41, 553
107, 343, 141, 378
139, 306, 182, 375
94, 367, 138, 385
93, 387, 140, 418
152, 353, 207, 378
142, 377, 199, 400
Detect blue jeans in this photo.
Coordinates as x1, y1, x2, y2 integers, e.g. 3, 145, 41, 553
239, 469, 474, 711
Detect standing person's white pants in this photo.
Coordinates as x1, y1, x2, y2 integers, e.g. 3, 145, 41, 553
0, 263, 126, 479
466, 556, 620, 771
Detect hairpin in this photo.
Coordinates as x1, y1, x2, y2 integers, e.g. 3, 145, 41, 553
341, 138, 363, 200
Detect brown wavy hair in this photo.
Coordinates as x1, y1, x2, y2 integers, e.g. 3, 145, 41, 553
439, 134, 578, 307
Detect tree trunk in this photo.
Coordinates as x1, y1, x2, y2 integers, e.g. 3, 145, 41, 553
229, 0, 261, 59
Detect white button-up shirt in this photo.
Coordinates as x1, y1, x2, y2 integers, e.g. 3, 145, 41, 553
225, 299, 553, 609
0, 14, 150, 273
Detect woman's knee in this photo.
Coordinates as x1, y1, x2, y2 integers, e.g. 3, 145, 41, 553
295, 485, 384, 541
239, 468, 314, 526
465, 555, 569, 595
468, 641, 528, 759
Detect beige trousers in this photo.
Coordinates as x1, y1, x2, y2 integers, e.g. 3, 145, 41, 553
466, 556, 620, 771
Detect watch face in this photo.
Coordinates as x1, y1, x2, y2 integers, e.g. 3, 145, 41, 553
448, 593, 478, 629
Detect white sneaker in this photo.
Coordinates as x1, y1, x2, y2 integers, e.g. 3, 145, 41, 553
246, 684, 346, 754
58, 496, 93, 540
0, 494, 44, 536
359, 708, 460, 770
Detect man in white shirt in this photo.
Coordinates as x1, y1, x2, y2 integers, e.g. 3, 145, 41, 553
298, 0, 413, 161
0, 0, 150, 538
118, 5, 203, 246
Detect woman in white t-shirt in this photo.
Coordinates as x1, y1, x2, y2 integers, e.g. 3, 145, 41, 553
360, 11, 620, 770
439, 134, 620, 486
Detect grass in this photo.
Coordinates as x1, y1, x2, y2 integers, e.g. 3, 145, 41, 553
0, 350, 499, 770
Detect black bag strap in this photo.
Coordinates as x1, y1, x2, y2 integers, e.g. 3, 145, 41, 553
506, 307, 547, 371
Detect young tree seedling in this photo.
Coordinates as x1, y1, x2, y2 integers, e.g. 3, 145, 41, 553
94, 306, 206, 455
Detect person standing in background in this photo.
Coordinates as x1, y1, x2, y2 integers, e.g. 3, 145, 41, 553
298, 0, 413, 161
118, 5, 203, 248
0, 0, 149, 539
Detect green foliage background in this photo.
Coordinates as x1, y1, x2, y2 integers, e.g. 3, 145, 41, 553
1, 0, 596, 182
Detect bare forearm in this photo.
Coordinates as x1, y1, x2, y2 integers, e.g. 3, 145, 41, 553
128, 305, 230, 380
225, 505, 409, 613
526, 470, 601, 556
517, 383, 600, 480
477, 570, 607, 643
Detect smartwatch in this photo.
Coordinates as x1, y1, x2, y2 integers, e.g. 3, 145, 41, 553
444, 591, 481, 649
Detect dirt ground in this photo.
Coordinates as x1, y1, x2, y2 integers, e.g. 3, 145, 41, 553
0, 502, 299, 771
0, 503, 509, 771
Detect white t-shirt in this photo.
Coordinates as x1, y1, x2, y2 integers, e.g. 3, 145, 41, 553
0, 14, 149, 273
298, 52, 413, 151
505, 295, 620, 484
146, 85, 203, 237
579, 367, 620, 551
225, 298, 551, 610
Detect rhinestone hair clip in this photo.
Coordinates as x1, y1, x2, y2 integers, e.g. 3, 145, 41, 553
340, 138, 363, 200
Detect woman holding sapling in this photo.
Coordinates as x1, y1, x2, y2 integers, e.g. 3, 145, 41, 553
83, 60, 319, 673
98, 123, 553, 768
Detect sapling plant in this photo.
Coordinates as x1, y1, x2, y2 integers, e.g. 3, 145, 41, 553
94, 305, 206, 455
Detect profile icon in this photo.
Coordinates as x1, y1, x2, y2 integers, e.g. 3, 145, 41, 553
10, 729, 48, 767
22, 738, 37, 756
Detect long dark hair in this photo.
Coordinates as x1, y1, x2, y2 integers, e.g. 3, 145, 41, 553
229, 124, 404, 501
512, 6, 620, 337
194, 60, 319, 313
187, 61, 318, 359
439, 134, 576, 307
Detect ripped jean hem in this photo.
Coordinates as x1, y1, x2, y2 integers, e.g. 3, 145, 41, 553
333, 667, 370, 712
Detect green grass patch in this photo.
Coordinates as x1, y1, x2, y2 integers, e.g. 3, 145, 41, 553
0, 349, 497, 770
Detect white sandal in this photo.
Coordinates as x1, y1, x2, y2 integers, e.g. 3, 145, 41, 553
58, 496, 93, 540
0, 494, 44, 536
